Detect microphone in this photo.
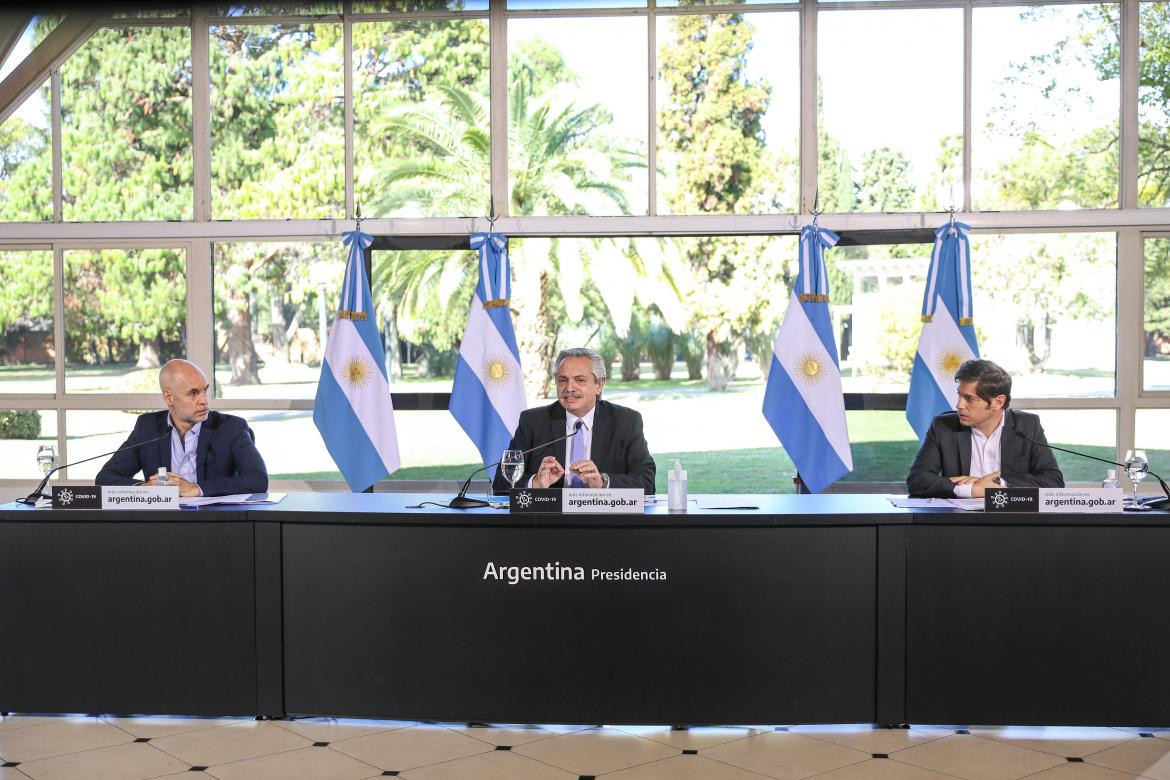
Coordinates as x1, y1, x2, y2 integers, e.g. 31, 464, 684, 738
1013, 429, 1170, 509
17, 430, 174, 506
448, 421, 585, 509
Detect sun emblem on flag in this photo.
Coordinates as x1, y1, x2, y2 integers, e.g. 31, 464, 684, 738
483, 354, 513, 387
936, 349, 966, 375
344, 355, 373, 389
793, 350, 826, 385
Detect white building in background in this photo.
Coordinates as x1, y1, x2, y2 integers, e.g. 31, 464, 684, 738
835, 256, 1115, 397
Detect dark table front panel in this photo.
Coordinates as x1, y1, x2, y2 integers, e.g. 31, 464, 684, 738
283, 523, 878, 725
0, 516, 257, 716
908, 524, 1170, 726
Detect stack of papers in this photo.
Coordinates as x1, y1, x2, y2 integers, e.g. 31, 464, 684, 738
179, 492, 286, 508
888, 497, 984, 511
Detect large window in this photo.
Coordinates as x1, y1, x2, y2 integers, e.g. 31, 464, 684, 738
353, 17, 490, 217
1139, 2, 1170, 208
0, 250, 54, 394
210, 22, 345, 219
657, 11, 799, 215
62, 26, 194, 221
0, 2, 1166, 497
1145, 235, 1170, 391
63, 248, 187, 394
508, 16, 648, 216
819, 9, 962, 212
972, 4, 1119, 210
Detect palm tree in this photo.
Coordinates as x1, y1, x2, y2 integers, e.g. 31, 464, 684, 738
366, 70, 686, 397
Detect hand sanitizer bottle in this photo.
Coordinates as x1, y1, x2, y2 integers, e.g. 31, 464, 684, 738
1102, 469, 1120, 489
156, 467, 170, 487
668, 459, 687, 512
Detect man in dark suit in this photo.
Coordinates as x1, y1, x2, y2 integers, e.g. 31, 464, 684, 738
907, 359, 1064, 498
96, 359, 268, 497
493, 347, 655, 494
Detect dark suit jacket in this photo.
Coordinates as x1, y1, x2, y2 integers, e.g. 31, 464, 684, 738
907, 409, 1064, 498
95, 410, 268, 496
492, 399, 656, 494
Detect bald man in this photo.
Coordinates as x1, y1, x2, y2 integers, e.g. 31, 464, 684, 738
95, 359, 268, 497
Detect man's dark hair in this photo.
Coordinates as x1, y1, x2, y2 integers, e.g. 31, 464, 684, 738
954, 359, 1012, 408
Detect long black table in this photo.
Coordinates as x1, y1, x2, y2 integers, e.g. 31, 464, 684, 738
1, 493, 1167, 726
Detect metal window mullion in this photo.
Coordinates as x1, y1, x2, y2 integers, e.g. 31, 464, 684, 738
51, 68, 61, 222
52, 244, 67, 473
344, 1, 355, 219
1118, 0, 1138, 210
489, 0, 508, 218
1117, 228, 1141, 458
647, 0, 657, 217
962, 0, 972, 211
187, 240, 214, 387
192, 7, 212, 221
800, 0, 817, 214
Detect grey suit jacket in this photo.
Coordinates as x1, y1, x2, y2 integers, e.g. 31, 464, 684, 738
492, 399, 656, 494
906, 409, 1065, 498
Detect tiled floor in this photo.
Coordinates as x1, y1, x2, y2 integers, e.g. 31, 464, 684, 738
1, 716, 1169, 780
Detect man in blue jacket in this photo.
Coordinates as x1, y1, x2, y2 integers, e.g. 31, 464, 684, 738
96, 359, 268, 497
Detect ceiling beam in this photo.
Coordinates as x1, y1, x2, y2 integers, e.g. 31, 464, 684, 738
0, 13, 103, 126
0, 14, 31, 76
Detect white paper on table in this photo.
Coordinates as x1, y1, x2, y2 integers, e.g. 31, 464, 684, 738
888, 496, 985, 511
179, 492, 286, 507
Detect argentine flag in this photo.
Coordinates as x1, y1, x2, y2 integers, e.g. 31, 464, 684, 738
313, 229, 401, 492
449, 232, 526, 477
906, 221, 980, 442
762, 225, 853, 493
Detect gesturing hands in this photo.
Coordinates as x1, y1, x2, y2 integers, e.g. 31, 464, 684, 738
532, 456, 565, 489
569, 459, 605, 489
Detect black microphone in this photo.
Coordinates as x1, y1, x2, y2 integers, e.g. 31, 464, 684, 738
1013, 428, 1170, 509
17, 430, 174, 506
449, 421, 585, 509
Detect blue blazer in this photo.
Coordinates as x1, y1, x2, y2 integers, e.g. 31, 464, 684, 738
95, 410, 268, 496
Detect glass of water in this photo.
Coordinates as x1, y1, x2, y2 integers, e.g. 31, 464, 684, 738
36, 444, 57, 476
1124, 449, 1150, 511
500, 449, 525, 491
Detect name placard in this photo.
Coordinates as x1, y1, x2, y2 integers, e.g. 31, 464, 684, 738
985, 487, 1124, 514
51, 485, 180, 510
509, 488, 645, 514
562, 488, 645, 514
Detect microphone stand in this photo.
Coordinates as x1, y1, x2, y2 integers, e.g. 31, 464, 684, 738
1014, 430, 1170, 510
448, 422, 584, 509
16, 431, 173, 506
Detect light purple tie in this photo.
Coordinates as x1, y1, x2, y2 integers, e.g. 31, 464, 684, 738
569, 419, 586, 487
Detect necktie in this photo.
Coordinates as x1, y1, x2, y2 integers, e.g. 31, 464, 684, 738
569, 419, 586, 487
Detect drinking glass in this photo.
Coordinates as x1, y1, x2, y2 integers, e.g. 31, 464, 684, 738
1124, 449, 1150, 510
36, 444, 57, 476
500, 449, 525, 490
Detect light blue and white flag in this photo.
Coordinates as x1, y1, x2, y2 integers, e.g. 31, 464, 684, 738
313, 229, 401, 492
449, 232, 526, 477
906, 221, 980, 442
762, 225, 852, 493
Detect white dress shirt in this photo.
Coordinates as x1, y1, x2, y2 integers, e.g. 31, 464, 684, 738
169, 417, 202, 495
953, 416, 1005, 498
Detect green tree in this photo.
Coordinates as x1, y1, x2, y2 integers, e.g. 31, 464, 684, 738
858, 147, 914, 212
366, 49, 670, 398
658, 10, 775, 390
